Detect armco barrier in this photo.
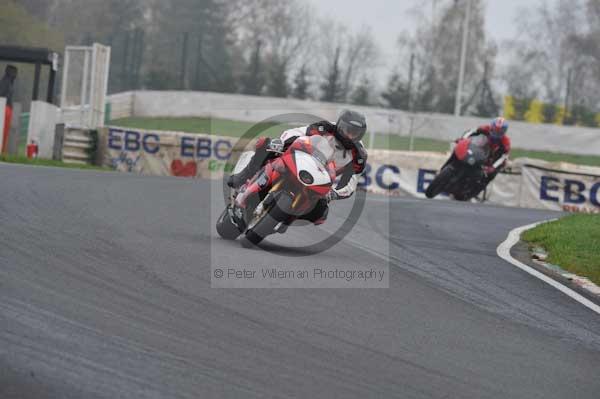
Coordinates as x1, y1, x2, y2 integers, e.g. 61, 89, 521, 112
107, 91, 600, 156
98, 126, 600, 213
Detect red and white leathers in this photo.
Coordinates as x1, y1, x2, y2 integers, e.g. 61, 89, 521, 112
233, 121, 368, 219
461, 124, 511, 174
279, 123, 367, 199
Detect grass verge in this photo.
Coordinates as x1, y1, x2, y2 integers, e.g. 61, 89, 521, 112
112, 117, 600, 167
0, 154, 107, 170
522, 214, 600, 285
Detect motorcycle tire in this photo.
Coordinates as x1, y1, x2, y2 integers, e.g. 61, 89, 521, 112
242, 194, 291, 247
216, 207, 242, 240
425, 165, 455, 199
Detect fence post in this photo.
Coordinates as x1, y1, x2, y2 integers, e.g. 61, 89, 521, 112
368, 130, 376, 150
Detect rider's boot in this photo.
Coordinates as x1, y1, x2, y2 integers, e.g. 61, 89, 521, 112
227, 166, 256, 189
227, 138, 274, 189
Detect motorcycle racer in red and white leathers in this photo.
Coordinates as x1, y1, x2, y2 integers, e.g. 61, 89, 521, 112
227, 110, 368, 224
459, 116, 511, 185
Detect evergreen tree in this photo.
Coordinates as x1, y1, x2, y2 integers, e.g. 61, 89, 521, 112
148, 0, 236, 93
351, 76, 372, 106
381, 73, 409, 109
241, 40, 265, 95
265, 55, 288, 98
320, 46, 342, 102
292, 65, 309, 99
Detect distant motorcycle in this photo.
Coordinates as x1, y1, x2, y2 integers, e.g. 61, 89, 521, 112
217, 135, 336, 245
425, 135, 502, 201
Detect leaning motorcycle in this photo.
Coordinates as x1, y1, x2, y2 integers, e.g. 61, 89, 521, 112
216, 135, 337, 245
425, 135, 502, 201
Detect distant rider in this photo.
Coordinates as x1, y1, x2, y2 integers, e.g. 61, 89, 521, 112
460, 116, 511, 185
227, 110, 368, 224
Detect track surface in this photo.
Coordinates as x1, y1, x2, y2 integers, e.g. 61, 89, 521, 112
1, 164, 599, 399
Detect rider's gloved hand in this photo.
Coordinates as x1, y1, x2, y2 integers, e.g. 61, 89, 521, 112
483, 165, 496, 175
326, 189, 341, 202
266, 138, 284, 153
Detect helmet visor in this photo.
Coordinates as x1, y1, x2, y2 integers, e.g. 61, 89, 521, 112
338, 119, 366, 143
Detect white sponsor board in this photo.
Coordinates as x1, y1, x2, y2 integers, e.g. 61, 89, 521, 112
99, 126, 600, 213
358, 151, 523, 207
100, 126, 239, 178
520, 162, 600, 213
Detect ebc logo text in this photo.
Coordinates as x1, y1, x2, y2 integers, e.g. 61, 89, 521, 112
358, 164, 402, 191
108, 128, 232, 160
540, 175, 600, 207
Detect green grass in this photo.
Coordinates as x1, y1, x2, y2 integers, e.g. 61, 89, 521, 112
0, 154, 107, 170
111, 116, 600, 167
509, 149, 600, 167
522, 215, 600, 285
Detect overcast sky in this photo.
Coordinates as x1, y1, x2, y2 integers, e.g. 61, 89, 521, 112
311, 0, 549, 70
308, 0, 556, 91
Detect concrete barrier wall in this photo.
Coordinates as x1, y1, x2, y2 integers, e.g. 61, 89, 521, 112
108, 91, 135, 120
107, 90, 600, 156
27, 101, 59, 159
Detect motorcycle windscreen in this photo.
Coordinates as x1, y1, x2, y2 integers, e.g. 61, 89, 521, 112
307, 135, 335, 164
468, 136, 490, 164
232, 151, 255, 174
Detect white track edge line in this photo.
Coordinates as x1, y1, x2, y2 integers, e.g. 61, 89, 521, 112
497, 219, 600, 315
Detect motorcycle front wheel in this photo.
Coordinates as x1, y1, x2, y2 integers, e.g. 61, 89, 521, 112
242, 193, 292, 247
425, 165, 456, 199
216, 207, 242, 240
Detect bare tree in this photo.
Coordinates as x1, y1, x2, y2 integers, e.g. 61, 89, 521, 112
317, 23, 380, 103
292, 64, 310, 100
144, 0, 237, 92
231, 0, 314, 97
394, 0, 494, 114
339, 26, 379, 101
381, 72, 409, 110
320, 46, 343, 102
504, 0, 600, 115
351, 75, 373, 106
241, 40, 265, 95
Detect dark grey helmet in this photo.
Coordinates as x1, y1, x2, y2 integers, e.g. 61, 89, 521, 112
335, 109, 367, 148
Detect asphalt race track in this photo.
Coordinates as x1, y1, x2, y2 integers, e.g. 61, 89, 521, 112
1, 163, 599, 399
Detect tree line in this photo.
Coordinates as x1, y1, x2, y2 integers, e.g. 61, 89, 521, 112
3, 0, 600, 126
